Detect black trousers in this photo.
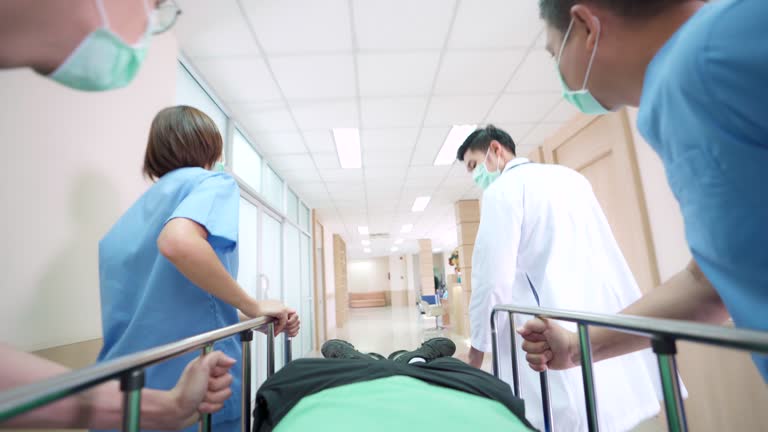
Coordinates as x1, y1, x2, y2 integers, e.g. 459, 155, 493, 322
253, 357, 534, 431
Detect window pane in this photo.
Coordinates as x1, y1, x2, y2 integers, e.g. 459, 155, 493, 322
299, 203, 310, 232
284, 224, 302, 356
232, 129, 262, 193
264, 165, 284, 211
237, 198, 264, 391
261, 213, 284, 369
175, 63, 227, 144
287, 190, 299, 224
300, 233, 313, 355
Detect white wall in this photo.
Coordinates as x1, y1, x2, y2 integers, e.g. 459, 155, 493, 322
627, 108, 691, 281
0, 34, 179, 351
347, 257, 389, 293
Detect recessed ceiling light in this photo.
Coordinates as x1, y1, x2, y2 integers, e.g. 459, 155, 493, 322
333, 128, 361, 169
364, 248, 372, 253
390, 247, 399, 252
394, 239, 404, 245
358, 226, 369, 235
361, 240, 371, 246
433, 124, 478, 166
401, 224, 413, 233
411, 196, 431, 212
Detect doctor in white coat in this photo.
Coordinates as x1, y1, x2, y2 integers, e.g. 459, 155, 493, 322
458, 125, 673, 432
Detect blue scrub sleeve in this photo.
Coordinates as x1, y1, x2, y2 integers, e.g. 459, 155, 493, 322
167, 173, 240, 250
704, 0, 768, 148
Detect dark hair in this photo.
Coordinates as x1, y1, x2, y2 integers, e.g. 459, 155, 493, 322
539, 0, 693, 33
456, 125, 516, 162
143, 105, 223, 180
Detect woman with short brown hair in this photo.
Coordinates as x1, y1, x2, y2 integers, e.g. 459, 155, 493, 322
95, 105, 300, 432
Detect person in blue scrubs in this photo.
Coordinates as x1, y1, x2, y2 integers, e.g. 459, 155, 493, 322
96, 105, 300, 432
520, 0, 768, 381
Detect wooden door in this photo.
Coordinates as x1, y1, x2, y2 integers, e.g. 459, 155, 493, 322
333, 234, 348, 328
542, 109, 659, 293
541, 109, 768, 431
527, 146, 545, 163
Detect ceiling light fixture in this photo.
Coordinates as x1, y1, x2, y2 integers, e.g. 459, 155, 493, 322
390, 247, 399, 252
433, 124, 478, 166
433, 248, 442, 253
401, 224, 413, 233
358, 226, 369, 235
411, 196, 431, 212
333, 128, 361, 169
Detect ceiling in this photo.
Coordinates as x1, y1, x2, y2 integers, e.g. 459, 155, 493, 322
173, 0, 579, 258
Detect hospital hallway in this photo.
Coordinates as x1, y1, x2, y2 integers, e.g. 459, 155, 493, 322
4, 0, 768, 430
321, 305, 485, 368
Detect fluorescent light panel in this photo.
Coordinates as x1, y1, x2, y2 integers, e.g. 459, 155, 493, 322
411, 196, 431, 212
433, 248, 442, 253
358, 226, 369, 235
401, 224, 413, 233
433, 124, 478, 166
390, 247, 399, 252
333, 128, 361, 169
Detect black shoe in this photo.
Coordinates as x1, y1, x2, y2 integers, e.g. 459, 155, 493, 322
321, 339, 380, 360
391, 338, 456, 364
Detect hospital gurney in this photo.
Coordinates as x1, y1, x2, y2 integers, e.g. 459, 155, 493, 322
490, 305, 768, 432
0, 316, 292, 432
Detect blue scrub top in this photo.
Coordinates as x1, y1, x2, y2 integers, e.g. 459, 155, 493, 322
637, 0, 768, 380
97, 167, 242, 431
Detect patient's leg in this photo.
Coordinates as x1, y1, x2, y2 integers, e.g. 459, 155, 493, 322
321, 339, 386, 360
388, 337, 456, 364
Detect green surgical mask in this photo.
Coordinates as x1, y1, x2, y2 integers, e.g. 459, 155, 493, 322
49, 0, 153, 91
556, 17, 610, 115
472, 147, 501, 190
214, 162, 226, 172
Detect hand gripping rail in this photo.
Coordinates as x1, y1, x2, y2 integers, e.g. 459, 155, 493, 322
491, 305, 768, 432
0, 317, 293, 432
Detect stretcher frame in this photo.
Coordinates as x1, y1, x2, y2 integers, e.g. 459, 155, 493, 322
490, 305, 768, 432
0, 316, 292, 432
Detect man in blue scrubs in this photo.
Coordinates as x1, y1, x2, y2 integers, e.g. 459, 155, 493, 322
520, 0, 768, 381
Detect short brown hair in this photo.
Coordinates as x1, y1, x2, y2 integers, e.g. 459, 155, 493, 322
143, 105, 223, 180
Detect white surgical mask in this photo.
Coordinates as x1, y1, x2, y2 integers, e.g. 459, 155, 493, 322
556, 17, 610, 115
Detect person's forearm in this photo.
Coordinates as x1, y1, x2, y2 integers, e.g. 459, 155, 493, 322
587, 260, 728, 363
1, 345, 188, 429
159, 223, 256, 312
4, 382, 189, 429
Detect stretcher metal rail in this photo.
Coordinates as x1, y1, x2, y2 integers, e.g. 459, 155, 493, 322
0, 316, 292, 432
491, 305, 768, 432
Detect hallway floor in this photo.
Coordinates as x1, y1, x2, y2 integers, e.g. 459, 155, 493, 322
321, 305, 492, 371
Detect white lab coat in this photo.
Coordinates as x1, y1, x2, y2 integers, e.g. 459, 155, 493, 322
470, 158, 675, 432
